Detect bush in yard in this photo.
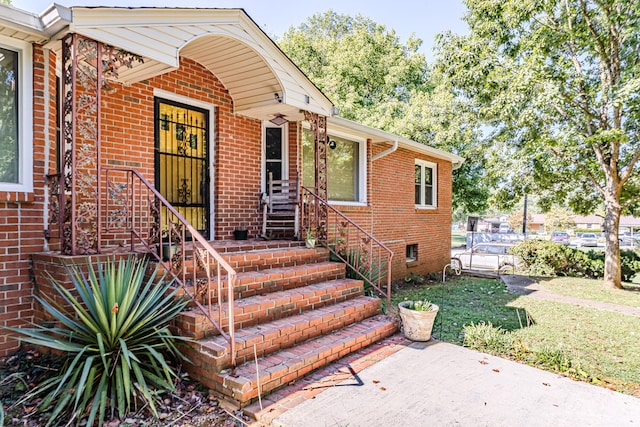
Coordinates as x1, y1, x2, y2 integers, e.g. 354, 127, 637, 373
510, 240, 640, 281
7, 256, 189, 427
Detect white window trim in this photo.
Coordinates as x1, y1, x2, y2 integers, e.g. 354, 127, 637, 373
261, 121, 289, 193
301, 125, 367, 205
153, 88, 216, 238
415, 159, 437, 209
0, 35, 33, 193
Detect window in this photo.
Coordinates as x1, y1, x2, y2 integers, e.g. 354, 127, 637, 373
0, 37, 32, 192
302, 130, 365, 203
415, 160, 437, 208
406, 244, 418, 263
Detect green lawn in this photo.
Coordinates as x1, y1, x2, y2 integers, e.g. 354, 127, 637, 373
538, 277, 640, 307
391, 276, 640, 395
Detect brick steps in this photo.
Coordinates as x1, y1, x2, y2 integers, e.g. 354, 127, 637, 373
185, 296, 382, 370
174, 240, 398, 409
182, 261, 346, 305
181, 246, 330, 276
214, 315, 397, 406
175, 278, 363, 339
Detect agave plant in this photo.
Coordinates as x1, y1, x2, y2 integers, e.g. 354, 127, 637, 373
9, 256, 189, 426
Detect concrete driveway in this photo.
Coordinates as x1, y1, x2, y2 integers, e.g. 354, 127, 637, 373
271, 340, 640, 427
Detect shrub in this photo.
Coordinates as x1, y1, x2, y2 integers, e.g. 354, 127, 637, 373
8, 256, 189, 427
463, 322, 515, 354
509, 240, 640, 280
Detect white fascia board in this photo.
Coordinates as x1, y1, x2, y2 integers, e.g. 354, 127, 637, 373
0, 3, 48, 41
328, 116, 465, 166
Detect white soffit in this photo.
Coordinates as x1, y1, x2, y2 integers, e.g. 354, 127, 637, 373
68, 7, 333, 120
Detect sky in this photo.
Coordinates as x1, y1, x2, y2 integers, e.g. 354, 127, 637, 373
13, 0, 469, 61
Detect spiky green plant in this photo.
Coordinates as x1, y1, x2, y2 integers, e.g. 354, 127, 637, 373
8, 256, 189, 426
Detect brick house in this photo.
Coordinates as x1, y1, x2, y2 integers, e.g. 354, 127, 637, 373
0, 4, 463, 406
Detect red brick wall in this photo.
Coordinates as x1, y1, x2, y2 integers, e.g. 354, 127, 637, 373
294, 132, 454, 280
1, 52, 267, 356
0, 46, 57, 356
369, 144, 453, 279
99, 57, 264, 240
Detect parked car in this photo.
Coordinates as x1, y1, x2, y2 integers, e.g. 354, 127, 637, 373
577, 232, 598, 247
619, 232, 640, 247
551, 231, 569, 245
451, 243, 518, 272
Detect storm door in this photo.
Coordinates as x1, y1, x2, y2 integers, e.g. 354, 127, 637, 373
155, 98, 210, 238
264, 125, 287, 190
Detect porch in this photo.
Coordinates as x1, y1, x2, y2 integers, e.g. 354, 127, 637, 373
35, 13, 395, 408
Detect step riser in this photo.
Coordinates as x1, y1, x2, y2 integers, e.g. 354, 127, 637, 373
182, 247, 331, 276
174, 279, 363, 340
182, 262, 346, 308
189, 318, 398, 407
184, 298, 382, 371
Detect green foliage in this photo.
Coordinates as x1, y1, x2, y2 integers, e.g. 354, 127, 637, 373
344, 248, 387, 295
464, 323, 593, 381
8, 256, 189, 426
510, 240, 640, 281
402, 300, 436, 312
279, 10, 489, 213
435, 0, 640, 286
463, 322, 516, 354
544, 207, 576, 234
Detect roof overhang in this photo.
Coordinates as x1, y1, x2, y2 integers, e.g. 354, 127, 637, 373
60, 7, 334, 121
328, 116, 465, 168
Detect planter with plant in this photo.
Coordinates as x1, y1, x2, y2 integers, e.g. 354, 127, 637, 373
398, 300, 439, 341
7, 256, 190, 426
305, 229, 317, 248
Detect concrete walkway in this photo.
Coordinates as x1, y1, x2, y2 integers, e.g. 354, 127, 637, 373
272, 340, 640, 427
252, 275, 640, 426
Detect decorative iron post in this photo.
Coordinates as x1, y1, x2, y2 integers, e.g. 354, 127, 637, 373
58, 34, 141, 254
60, 34, 102, 254
303, 111, 328, 240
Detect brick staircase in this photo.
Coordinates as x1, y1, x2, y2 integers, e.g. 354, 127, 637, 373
170, 240, 397, 407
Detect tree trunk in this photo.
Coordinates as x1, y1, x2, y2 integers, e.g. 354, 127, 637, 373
602, 197, 622, 289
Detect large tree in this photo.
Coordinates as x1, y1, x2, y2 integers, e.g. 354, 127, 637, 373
436, 0, 640, 288
278, 10, 489, 213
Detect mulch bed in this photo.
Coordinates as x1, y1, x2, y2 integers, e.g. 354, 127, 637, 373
0, 349, 249, 427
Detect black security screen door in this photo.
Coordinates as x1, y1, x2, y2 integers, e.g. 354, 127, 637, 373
155, 98, 210, 238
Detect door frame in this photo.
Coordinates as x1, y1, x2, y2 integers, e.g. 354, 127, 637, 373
153, 88, 216, 239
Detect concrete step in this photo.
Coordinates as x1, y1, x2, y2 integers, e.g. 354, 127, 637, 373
215, 315, 398, 407
184, 296, 382, 371
173, 278, 364, 339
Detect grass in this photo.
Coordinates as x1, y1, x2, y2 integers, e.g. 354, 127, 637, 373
391, 275, 640, 395
391, 277, 524, 345
538, 277, 640, 307
451, 231, 467, 248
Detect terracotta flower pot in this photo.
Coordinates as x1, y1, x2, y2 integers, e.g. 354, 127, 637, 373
398, 301, 439, 341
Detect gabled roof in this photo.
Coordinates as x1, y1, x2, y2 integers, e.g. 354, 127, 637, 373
1, 4, 333, 122
63, 7, 334, 120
